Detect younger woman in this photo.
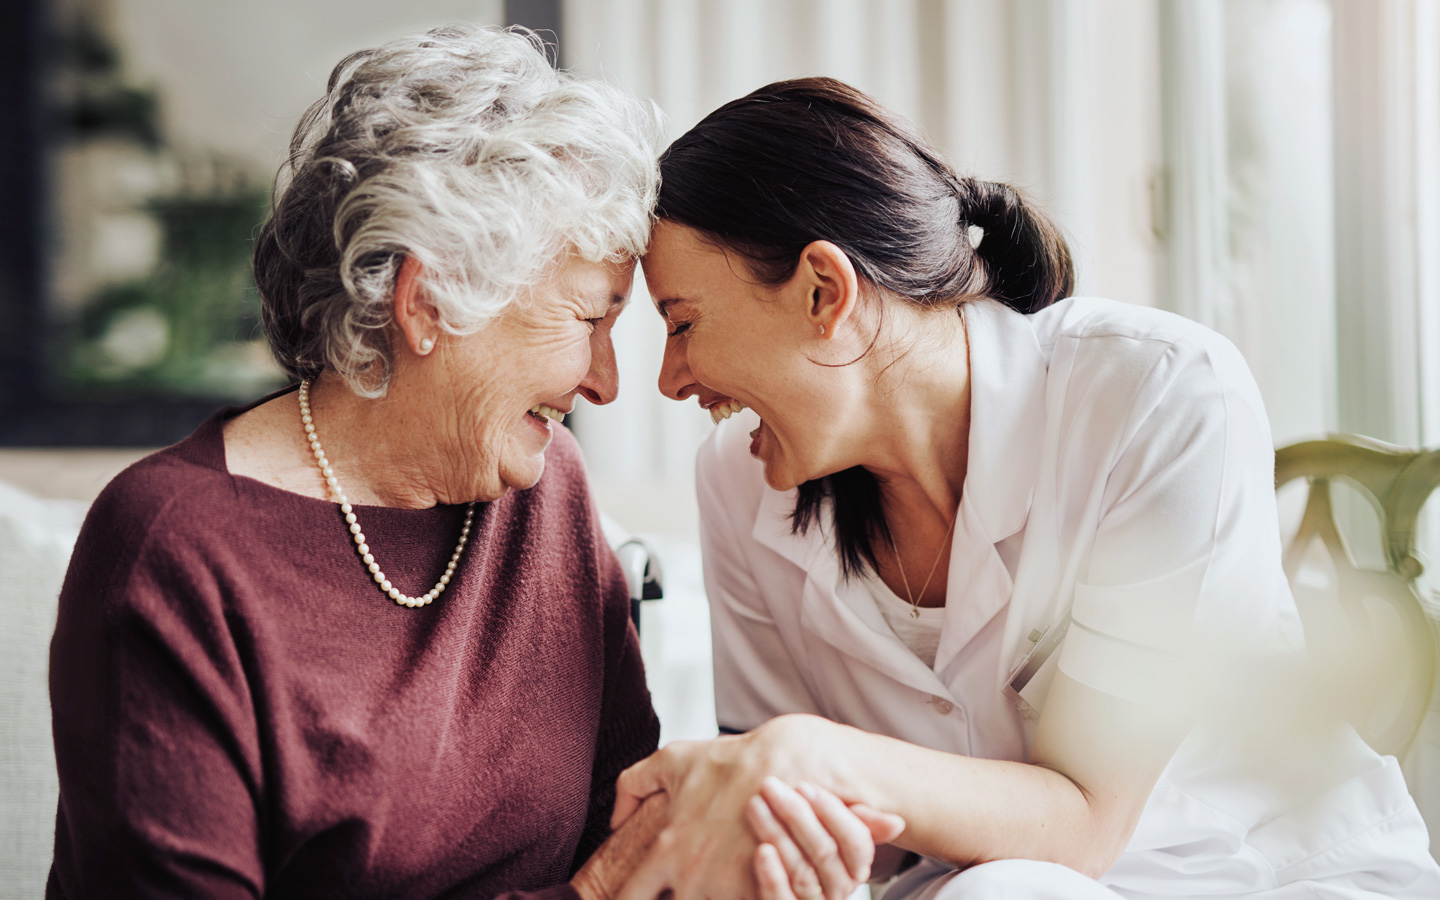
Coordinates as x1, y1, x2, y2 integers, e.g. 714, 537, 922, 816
614, 78, 1440, 900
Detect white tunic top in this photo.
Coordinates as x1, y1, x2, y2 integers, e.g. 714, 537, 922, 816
698, 298, 1440, 898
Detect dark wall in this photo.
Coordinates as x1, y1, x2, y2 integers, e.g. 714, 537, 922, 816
505, 0, 563, 61
0, 0, 46, 438
0, 1, 567, 447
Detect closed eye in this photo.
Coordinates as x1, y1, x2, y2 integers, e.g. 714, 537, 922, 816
667, 321, 692, 338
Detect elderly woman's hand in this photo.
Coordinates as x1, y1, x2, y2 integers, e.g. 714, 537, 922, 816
572, 793, 672, 900
609, 716, 904, 900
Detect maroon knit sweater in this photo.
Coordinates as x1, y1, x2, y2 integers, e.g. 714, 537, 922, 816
47, 395, 659, 899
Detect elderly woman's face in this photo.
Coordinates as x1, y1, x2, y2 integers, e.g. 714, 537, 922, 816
437, 254, 634, 500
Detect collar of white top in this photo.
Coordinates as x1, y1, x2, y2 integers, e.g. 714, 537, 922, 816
752, 299, 1048, 571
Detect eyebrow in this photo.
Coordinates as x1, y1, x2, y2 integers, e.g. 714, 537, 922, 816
587, 292, 628, 313
655, 297, 685, 318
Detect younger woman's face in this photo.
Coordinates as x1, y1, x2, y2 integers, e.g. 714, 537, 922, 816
643, 220, 855, 491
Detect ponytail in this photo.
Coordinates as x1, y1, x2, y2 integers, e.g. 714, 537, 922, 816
961, 179, 1074, 315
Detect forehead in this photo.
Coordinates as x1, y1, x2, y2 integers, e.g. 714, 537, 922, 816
647, 220, 715, 263
643, 221, 744, 293
540, 253, 636, 303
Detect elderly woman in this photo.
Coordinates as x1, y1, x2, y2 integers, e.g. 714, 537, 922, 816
48, 26, 891, 900
47, 25, 669, 900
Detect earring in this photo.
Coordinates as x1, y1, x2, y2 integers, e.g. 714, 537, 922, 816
419, 337, 435, 353
817, 324, 826, 336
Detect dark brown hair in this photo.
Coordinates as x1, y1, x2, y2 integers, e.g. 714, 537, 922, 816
657, 77, 1074, 579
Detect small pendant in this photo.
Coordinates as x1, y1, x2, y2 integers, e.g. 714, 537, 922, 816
910, 607, 920, 619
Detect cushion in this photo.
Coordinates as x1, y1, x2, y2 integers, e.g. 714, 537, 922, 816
0, 482, 86, 898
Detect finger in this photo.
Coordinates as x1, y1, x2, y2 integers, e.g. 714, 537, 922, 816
755, 843, 799, 900
759, 777, 854, 900
612, 749, 679, 829
746, 795, 822, 899
795, 782, 875, 884
613, 836, 676, 900
847, 803, 907, 845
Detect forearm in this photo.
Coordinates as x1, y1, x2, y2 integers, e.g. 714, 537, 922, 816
787, 674, 1185, 877
816, 723, 1112, 874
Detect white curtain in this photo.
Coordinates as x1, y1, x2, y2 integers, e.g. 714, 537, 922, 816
1325, 0, 1440, 851
563, 0, 1164, 534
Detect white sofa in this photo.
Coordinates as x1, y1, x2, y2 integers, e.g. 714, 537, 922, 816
1, 482, 87, 899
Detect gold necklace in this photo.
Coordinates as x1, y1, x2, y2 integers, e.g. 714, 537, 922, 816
884, 512, 957, 618
299, 378, 474, 608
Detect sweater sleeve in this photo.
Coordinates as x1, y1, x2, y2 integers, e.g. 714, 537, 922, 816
490, 887, 584, 900
568, 515, 661, 874
48, 490, 267, 898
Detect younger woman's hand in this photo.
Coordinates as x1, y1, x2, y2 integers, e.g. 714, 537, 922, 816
610, 716, 901, 900
747, 778, 905, 900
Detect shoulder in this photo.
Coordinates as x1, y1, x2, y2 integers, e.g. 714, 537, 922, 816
1029, 296, 1197, 343
58, 422, 249, 653
81, 425, 239, 566
1028, 297, 1262, 425
1032, 297, 1252, 386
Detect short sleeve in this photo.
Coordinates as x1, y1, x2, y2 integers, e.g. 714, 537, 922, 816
1056, 336, 1302, 708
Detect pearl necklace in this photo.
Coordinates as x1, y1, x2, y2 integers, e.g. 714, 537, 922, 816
885, 512, 957, 618
299, 378, 475, 608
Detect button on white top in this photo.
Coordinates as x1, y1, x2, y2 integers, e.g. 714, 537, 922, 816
932, 696, 954, 714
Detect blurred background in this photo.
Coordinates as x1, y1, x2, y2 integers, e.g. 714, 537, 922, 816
2, 0, 1435, 515
0, 0, 1438, 886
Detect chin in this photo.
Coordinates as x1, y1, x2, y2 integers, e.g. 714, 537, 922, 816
498, 456, 547, 494
762, 450, 840, 493
760, 461, 804, 493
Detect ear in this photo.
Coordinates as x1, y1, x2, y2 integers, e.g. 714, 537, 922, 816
393, 254, 440, 355
791, 241, 859, 339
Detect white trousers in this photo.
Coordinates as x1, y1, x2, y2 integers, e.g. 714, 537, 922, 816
879, 853, 1440, 900
883, 859, 1122, 900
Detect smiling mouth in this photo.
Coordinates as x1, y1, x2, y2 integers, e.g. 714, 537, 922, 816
706, 399, 746, 424
528, 403, 566, 423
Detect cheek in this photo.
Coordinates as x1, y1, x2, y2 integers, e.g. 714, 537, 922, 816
555, 336, 592, 386
683, 331, 736, 387
523, 328, 590, 387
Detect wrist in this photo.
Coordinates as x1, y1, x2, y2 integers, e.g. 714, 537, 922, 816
822, 721, 890, 809
570, 868, 607, 900
757, 715, 883, 808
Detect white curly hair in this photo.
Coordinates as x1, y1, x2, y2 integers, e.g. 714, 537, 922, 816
254, 24, 663, 396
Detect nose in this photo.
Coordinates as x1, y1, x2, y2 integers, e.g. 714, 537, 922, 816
576, 328, 620, 406
658, 336, 696, 401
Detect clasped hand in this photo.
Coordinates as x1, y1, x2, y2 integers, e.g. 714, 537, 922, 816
608, 715, 905, 900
